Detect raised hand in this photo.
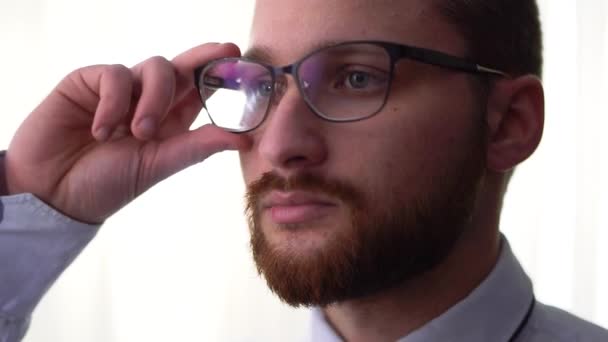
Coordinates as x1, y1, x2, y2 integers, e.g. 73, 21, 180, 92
4, 43, 249, 223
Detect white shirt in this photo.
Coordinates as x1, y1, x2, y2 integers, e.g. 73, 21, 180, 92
308, 238, 608, 341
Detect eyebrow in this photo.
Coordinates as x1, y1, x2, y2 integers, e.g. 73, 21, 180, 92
243, 40, 344, 65
242, 45, 274, 64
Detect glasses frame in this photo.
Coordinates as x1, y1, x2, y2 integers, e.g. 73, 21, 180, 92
194, 40, 508, 133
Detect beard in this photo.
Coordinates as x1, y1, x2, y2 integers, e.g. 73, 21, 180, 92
245, 125, 486, 308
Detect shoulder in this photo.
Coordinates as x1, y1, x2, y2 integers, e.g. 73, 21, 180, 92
524, 301, 608, 342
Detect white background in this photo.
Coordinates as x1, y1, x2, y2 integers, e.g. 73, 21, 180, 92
0, 0, 606, 341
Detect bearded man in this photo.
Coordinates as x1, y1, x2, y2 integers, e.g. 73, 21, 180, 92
1, 0, 607, 341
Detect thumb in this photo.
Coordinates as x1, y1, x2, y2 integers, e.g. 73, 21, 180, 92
144, 124, 250, 186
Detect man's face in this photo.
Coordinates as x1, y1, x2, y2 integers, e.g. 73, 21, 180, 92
239, 0, 487, 306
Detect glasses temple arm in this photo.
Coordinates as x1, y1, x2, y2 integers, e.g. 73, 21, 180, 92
401, 46, 508, 77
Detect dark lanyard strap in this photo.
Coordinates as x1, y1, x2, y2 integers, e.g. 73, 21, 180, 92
508, 296, 536, 342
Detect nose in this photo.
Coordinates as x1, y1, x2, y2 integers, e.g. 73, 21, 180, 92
255, 80, 328, 176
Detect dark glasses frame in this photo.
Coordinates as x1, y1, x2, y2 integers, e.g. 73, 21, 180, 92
194, 40, 508, 132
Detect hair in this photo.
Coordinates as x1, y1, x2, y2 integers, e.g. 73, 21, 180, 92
434, 0, 543, 78
432, 1, 543, 193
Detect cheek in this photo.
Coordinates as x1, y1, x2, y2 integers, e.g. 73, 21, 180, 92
315, 127, 411, 204
342, 104, 479, 202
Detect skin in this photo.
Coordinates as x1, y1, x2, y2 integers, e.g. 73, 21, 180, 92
3, 0, 543, 340
242, 0, 544, 341
243, 2, 479, 255
5, 43, 251, 223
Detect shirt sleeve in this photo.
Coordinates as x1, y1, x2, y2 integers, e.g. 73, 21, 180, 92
0, 151, 101, 342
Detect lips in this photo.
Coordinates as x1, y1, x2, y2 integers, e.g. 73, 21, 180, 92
262, 191, 337, 225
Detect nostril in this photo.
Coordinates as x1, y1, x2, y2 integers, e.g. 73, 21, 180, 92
283, 155, 310, 168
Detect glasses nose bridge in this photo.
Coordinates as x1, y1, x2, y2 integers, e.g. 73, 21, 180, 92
272, 63, 301, 100
277, 63, 297, 78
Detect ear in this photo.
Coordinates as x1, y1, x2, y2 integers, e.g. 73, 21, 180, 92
485, 75, 544, 172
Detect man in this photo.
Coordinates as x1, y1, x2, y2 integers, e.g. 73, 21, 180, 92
0, 0, 607, 341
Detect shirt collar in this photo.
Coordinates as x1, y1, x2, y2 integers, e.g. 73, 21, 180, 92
310, 308, 343, 342
309, 235, 534, 342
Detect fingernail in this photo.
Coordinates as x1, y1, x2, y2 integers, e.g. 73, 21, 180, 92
112, 125, 130, 140
95, 127, 110, 141
138, 118, 156, 138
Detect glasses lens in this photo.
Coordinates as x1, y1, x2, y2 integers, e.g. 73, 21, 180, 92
199, 59, 273, 132
298, 43, 391, 121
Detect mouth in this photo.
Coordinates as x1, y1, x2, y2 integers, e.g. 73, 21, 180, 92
262, 191, 338, 225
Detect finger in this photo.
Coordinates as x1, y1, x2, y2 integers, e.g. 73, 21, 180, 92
130, 56, 176, 140
156, 89, 204, 139
91, 65, 133, 141
145, 124, 251, 185
154, 43, 243, 139
145, 43, 240, 139
171, 42, 241, 104
88, 64, 134, 141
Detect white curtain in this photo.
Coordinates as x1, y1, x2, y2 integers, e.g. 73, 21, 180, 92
0, 1, 606, 341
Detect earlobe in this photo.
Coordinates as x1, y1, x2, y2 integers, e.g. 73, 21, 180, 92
485, 75, 545, 172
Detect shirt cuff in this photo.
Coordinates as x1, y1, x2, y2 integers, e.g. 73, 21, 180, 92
0, 150, 8, 196
0, 193, 100, 320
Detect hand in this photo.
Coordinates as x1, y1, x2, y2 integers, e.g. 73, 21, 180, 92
5, 43, 249, 223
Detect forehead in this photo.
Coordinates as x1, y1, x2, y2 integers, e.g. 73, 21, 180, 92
249, 0, 466, 65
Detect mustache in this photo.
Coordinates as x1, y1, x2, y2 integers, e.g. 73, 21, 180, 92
245, 171, 364, 208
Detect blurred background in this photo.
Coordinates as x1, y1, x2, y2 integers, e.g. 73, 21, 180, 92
0, 0, 606, 341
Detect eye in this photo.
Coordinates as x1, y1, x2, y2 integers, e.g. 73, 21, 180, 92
347, 71, 371, 89
331, 66, 389, 93
253, 80, 274, 97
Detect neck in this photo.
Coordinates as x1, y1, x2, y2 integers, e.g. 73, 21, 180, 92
323, 175, 505, 342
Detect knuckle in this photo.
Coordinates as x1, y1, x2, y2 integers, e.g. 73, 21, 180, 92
146, 58, 176, 91
106, 64, 131, 81
63, 64, 100, 84
140, 56, 176, 85
146, 55, 172, 69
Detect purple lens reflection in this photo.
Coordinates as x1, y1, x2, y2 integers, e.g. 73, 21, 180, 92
201, 59, 272, 132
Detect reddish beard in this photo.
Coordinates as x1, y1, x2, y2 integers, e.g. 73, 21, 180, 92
245, 148, 485, 308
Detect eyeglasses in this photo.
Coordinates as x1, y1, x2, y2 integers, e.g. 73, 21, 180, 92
194, 40, 507, 133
